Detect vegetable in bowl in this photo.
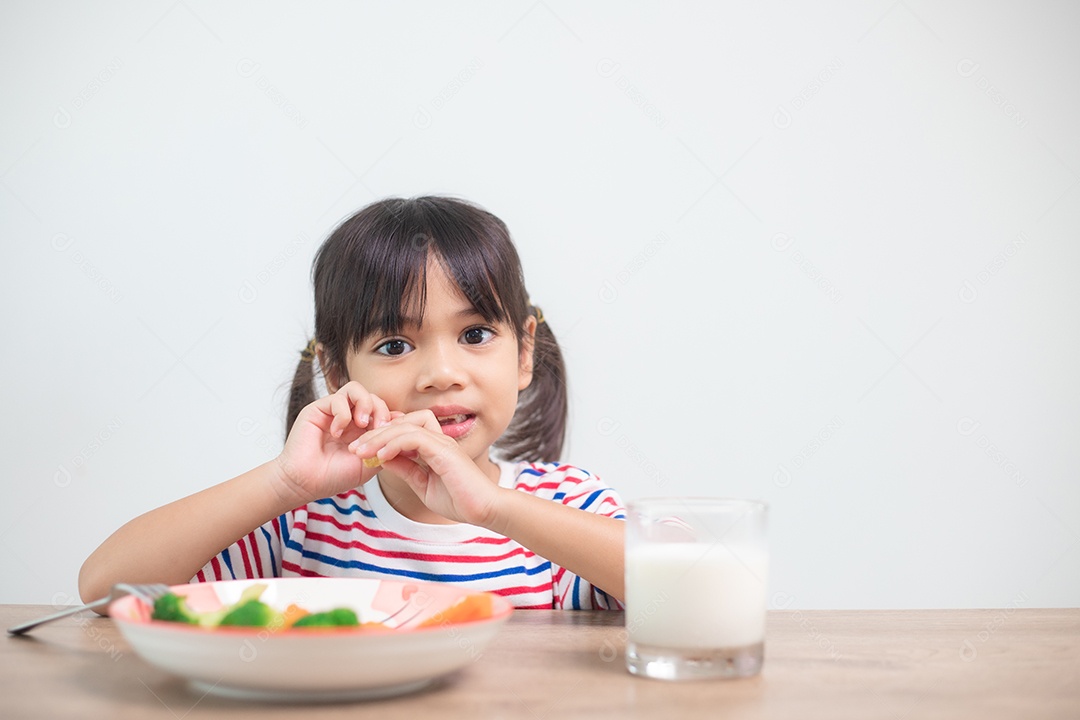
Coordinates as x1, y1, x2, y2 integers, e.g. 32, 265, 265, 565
151, 583, 362, 629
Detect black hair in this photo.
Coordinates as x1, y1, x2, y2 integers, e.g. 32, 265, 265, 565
287, 196, 567, 462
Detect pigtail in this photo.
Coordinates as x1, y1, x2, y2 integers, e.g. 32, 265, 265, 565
498, 310, 568, 463
285, 339, 319, 438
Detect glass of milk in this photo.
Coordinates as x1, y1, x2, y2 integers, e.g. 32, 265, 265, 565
625, 498, 768, 680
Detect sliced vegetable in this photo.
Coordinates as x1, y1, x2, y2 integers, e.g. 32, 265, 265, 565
281, 603, 310, 627
291, 608, 360, 628
218, 599, 282, 628
418, 594, 493, 627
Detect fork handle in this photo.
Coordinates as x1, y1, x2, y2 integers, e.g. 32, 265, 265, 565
6, 596, 110, 635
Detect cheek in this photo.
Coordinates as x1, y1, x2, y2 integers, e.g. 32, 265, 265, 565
346, 361, 415, 404
342, 358, 382, 392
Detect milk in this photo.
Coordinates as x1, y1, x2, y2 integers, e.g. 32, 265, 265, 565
626, 542, 768, 649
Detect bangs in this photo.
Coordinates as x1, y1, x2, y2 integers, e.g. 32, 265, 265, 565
314, 197, 524, 360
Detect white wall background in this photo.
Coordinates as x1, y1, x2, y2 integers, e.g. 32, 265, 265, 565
2, 1, 1077, 609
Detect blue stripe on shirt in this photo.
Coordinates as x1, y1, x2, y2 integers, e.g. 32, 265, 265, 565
314, 496, 377, 518
277, 514, 290, 545
259, 524, 279, 578
576, 489, 605, 511
282, 536, 552, 583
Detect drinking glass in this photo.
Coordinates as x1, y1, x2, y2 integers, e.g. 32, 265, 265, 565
624, 497, 769, 680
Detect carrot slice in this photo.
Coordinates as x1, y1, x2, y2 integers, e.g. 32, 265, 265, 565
418, 594, 493, 627
281, 603, 310, 628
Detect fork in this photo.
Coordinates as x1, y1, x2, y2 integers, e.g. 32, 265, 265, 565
380, 597, 426, 630
7, 583, 172, 636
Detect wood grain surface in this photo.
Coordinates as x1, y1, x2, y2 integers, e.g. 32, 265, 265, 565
3, 605, 1078, 719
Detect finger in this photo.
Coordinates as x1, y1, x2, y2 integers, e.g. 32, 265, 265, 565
327, 387, 355, 437
351, 411, 432, 452
394, 408, 444, 434
348, 420, 397, 462
353, 417, 425, 446
370, 425, 458, 474
340, 381, 376, 430
349, 422, 430, 463
294, 393, 335, 432
384, 454, 430, 493
369, 393, 392, 428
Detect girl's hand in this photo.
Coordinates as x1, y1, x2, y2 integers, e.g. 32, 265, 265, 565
349, 412, 502, 528
273, 381, 398, 506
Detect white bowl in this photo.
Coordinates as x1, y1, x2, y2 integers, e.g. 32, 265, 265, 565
110, 577, 513, 702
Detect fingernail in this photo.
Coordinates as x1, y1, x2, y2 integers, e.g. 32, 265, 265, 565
358, 414, 370, 426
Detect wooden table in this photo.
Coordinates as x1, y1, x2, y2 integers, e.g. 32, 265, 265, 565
3, 605, 1078, 718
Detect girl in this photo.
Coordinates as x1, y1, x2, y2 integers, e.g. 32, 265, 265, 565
79, 196, 625, 610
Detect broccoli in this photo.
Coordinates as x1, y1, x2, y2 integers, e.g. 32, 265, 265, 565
218, 599, 284, 628
151, 592, 232, 627
290, 608, 360, 628
151, 593, 201, 624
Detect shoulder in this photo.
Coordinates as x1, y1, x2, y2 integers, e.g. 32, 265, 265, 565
292, 488, 375, 520
511, 461, 601, 490
508, 461, 625, 516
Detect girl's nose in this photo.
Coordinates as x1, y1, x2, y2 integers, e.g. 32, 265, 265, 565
415, 342, 466, 392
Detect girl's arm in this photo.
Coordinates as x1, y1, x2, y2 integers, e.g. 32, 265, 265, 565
489, 490, 625, 601
78, 382, 393, 604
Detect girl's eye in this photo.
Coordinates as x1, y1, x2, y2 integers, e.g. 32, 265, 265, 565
376, 339, 413, 356
462, 327, 494, 345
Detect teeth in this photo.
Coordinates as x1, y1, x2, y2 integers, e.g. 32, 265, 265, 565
437, 414, 469, 425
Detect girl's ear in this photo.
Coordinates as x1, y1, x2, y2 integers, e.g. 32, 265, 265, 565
315, 343, 344, 393
518, 315, 538, 391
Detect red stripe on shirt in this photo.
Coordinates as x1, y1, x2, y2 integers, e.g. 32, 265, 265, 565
237, 536, 254, 579
512, 479, 563, 493
305, 509, 513, 548
301, 527, 536, 565
281, 560, 326, 577
492, 582, 554, 599
248, 531, 266, 577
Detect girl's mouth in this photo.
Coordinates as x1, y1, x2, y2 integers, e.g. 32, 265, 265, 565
432, 410, 476, 439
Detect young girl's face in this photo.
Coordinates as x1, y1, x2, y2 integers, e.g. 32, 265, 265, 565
340, 258, 536, 465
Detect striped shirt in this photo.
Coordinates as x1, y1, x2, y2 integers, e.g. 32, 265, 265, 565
193, 460, 626, 610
